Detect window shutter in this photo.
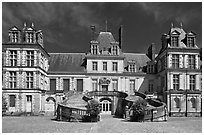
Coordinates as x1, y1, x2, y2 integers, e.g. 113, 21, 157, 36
170, 74, 173, 89
179, 74, 184, 90
186, 75, 190, 90
169, 54, 172, 68
179, 55, 183, 68
186, 55, 189, 68
22, 51, 26, 66
34, 51, 37, 66
195, 55, 198, 69
17, 50, 21, 66
195, 74, 200, 90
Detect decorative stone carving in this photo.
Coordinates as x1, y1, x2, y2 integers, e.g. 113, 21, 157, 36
99, 77, 111, 85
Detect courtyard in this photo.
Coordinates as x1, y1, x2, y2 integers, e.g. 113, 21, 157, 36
2, 115, 202, 133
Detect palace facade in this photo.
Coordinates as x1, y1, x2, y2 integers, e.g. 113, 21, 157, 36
2, 23, 202, 116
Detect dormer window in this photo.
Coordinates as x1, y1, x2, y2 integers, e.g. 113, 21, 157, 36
187, 37, 195, 48
91, 45, 98, 55
129, 64, 136, 72
171, 36, 179, 47
10, 32, 19, 43
27, 32, 34, 43
112, 45, 119, 55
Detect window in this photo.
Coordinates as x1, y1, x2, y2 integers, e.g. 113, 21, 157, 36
129, 64, 136, 72
112, 62, 118, 71
148, 80, 154, 92
172, 54, 179, 69
40, 54, 44, 68
103, 62, 107, 71
130, 80, 135, 94
92, 45, 98, 55
190, 75, 196, 91
26, 95, 32, 102
92, 62, 98, 71
112, 79, 118, 91
173, 74, 179, 90
26, 50, 34, 67
50, 79, 56, 92
174, 96, 181, 108
187, 37, 195, 47
9, 71, 17, 88
92, 79, 98, 91
11, 32, 18, 43
188, 55, 195, 69
26, 72, 33, 89
112, 45, 118, 55
9, 50, 17, 66
171, 36, 179, 47
9, 95, 16, 107
27, 32, 34, 43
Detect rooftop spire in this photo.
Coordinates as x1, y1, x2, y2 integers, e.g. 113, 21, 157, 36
31, 22, 34, 28
171, 22, 174, 28
180, 22, 183, 29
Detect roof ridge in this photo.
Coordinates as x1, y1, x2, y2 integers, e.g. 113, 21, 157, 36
49, 52, 85, 54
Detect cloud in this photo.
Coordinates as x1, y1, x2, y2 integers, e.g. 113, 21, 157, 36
137, 2, 202, 26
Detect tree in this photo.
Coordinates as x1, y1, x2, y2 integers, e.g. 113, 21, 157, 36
130, 98, 147, 122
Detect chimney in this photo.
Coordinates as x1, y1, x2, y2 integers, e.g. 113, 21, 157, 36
119, 25, 123, 49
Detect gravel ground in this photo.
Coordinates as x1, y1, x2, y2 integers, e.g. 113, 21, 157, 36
2, 115, 202, 133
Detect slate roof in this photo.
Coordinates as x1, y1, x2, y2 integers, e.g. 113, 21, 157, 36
48, 52, 150, 73
48, 53, 86, 73
96, 32, 118, 50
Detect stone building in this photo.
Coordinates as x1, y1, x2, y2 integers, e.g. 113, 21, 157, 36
2, 23, 49, 115
2, 23, 202, 116
146, 24, 202, 116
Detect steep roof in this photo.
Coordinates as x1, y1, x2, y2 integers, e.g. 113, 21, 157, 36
48, 52, 150, 73
96, 32, 118, 51
48, 53, 86, 73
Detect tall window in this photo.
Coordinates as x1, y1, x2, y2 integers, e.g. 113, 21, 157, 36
92, 45, 98, 55
112, 79, 118, 91
9, 95, 16, 107
26, 50, 34, 67
9, 72, 17, 88
112, 62, 118, 71
173, 74, 179, 90
26, 72, 33, 89
187, 37, 195, 47
148, 80, 154, 92
27, 32, 34, 43
172, 54, 179, 69
10, 50, 17, 66
130, 80, 135, 94
129, 64, 136, 72
188, 55, 195, 69
92, 79, 98, 91
171, 36, 179, 47
190, 75, 196, 91
11, 32, 18, 43
103, 62, 107, 71
112, 45, 118, 55
92, 62, 98, 71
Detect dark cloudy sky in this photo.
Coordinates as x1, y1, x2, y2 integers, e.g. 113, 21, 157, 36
2, 2, 202, 53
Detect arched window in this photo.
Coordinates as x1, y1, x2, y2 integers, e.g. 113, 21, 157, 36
174, 96, 181, 108
190, 97, 197, 108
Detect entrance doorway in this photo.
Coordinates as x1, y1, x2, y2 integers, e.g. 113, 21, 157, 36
102, 85, 108, 91
101, 100, 112, 114
26, 95, 32, 113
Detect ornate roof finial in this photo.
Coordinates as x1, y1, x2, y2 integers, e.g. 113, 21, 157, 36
24, 22, 26, 27
105, 20, 108, 32
171, 22, 174, 28
180, 22, 183, 29
31, 22, 34, 28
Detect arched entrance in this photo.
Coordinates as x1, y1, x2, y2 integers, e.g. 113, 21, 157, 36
100, 98, 112, 114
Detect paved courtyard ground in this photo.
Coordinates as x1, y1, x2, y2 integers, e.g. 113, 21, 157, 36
2, 115, 202, 133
